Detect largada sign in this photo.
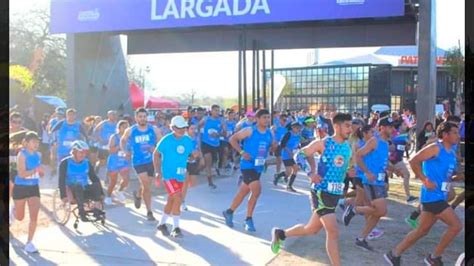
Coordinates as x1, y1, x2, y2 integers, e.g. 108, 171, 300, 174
50, 0, 405, 34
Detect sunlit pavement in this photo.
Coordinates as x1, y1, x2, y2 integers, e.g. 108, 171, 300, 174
9, 168, 313, 265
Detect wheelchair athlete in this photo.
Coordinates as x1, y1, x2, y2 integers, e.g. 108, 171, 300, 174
58, 140, 104, 222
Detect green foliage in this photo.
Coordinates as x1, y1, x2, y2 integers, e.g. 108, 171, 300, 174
445, 46, 464, 82
10, 8, 67, 100
9, 65, 34, 92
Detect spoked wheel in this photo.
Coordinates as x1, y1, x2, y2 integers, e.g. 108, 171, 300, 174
52, 189, 71, 225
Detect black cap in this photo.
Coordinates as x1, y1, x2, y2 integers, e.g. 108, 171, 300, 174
378, 117, 394, 127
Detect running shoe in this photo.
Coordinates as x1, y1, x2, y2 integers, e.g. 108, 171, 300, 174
222, 210, 234, 228
283, 176, 288, 183
181, 202, 188, 211
405, 216, 418, 230
147, 211, 157, 222
24, 242, 39, 253
355, 238, 374, 251
343, 205, 356, 226
424, 254, 444, 266
171, 227, 184, 238
384, 250, 401, 266
406, 196, 419, 204
244, 218, 256, 232
133, 190, 141, 209
367, 228, 384, 240
104, 197, 113, 206
209, 183, 217, 190
273, 174, 280, 186
271, 228, 284, 254
157, 224, 170, 236
216, 168, 221, 176
115, 191, 127, 202
286, 186, 297, 192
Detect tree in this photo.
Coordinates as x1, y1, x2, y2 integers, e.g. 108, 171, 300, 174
9, 8, 67, 105
445, 45, 465, 115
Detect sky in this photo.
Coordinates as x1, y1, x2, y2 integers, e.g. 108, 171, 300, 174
11, 0, 465, 98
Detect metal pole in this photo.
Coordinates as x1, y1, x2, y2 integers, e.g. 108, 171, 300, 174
238, 36, 242, 114
243, 35, 248, 112
262, 50, 267, 109
252, 41, 256, 111
416, 0, 437, 141
256, 47, 260, 110
271, 50, 275, 117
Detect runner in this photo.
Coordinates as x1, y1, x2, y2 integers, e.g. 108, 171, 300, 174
154, 116, 197, 238
93, 110, 118, 176
48, 107, 66, 176
270, 113, 353, 266
121, 108, 162, 221
9, 112, 27, 213
384, 122, 463, 266
273, 121, 302, 192
58, 141, 104, 222
341, 119, 365, 203
301, 117, 316, 147
10, 132, 44, 253
104, 120, 130, 205
388, 120, 419, 203
271, 114, 289, 183
181, 124, 203, 211
342, 116, 394, 251
50, 108, 89, 166
219, 110, 237, 173
198, 105, 227, 189
222, 109, 276, 232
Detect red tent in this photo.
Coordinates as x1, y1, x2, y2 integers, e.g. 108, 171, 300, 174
129, 82, 180, 109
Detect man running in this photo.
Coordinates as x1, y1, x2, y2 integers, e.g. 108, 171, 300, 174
93, 110, 118, 175
342, 116, 394, 251
273, 121, 302, 192
51, 109, 89, 170
271, 114, 289, 183
154, 116, 197, 238
388, 120, 418, 203
198, 105, 227, 189
219, 110, 237, 173
121, 108, 162, 221
222, 109, 276, 232
384, 122, 463, 266
270, 113, 353, 266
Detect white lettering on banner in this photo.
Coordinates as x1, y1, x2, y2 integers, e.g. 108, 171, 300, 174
135, 135, 150, 144
151, 0, 270, 20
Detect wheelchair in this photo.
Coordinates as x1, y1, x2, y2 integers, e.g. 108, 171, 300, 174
52, 185, 106, 229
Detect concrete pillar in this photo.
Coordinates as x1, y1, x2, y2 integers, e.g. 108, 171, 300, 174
66, 33, 130, 117
416, 0, 437, 136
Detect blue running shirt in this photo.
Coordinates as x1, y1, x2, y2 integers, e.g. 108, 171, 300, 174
15, 149, 41, 186
240, 126, 273, 173
129, 125, 157, 166
361, 134, 389, 186
157, 133, 194, 182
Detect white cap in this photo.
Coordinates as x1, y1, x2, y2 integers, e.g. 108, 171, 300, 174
170, 116, 189, 129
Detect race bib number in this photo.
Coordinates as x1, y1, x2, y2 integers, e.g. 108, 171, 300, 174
327, 182, 343, 194
63, 141, 73, 147
176, 167, 187, 175
255, 158, 266, 166
396, 145, 406, 151
117, 151, 127, 157
441, 182, 450, 192
377, 173, 386, 182
27, 173, 40, 179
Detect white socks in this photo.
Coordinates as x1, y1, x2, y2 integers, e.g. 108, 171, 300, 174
173, 215, 180, 229
160, 214, 169, 225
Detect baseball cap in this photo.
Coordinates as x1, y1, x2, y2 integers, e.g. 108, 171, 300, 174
290, 121, 302, 127
304, 117, 316, 124
378, 116, 394, 127
170, 116, 189, 129
55, 107, 66, 115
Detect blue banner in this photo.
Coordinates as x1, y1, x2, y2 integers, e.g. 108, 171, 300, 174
50, 0, 405, 34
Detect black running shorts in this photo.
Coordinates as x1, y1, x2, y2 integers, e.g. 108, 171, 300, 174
12, 185, 40, 200
283, 159, 296, 167
310, 190, 341, 217
241, 169, 261, 185
187, 160, 200, 176
363, 184, 387, 201
134, 163, 155, 177
421, 200, 450, 215
274, 146, 282, 157
201, 142, 220, 162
